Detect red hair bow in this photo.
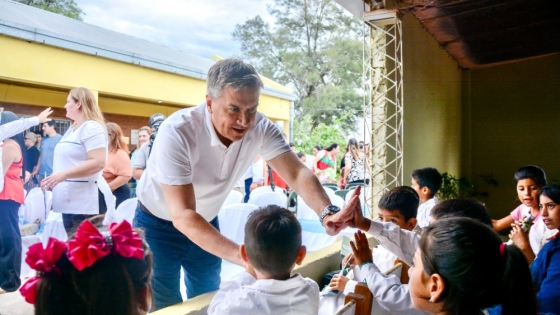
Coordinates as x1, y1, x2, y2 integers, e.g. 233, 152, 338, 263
67, 220, 144, 271
19, 238, 67, 304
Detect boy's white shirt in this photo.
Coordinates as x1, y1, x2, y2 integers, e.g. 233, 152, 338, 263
417, 196, 438, 228
0, 116, 40, 192
208, 272, 319, 315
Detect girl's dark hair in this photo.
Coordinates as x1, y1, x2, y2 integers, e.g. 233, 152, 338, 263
420, 218, 536, 315
514, 165, 547, 187
35, 253, 86, 315
0, 111, 27, 177
35, 230, 153, 315
71, 230, 153, 315
325, 143, 338, 152
538, 184, 560, 204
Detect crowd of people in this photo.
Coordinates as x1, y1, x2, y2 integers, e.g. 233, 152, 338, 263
0, 58, 558, 315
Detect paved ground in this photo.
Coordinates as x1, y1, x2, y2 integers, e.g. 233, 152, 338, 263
0, 289, 32, 315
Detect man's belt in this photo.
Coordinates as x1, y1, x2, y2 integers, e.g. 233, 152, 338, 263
138, 200, 159, 219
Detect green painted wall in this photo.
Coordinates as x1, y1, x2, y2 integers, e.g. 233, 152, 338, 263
402, 14, 463, 184
463, 54, 560, 219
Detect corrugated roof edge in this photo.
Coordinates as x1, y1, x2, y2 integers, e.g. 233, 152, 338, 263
0, 19, 297, 101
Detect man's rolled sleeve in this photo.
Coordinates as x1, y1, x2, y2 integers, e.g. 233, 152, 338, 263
153, 124, 192, 186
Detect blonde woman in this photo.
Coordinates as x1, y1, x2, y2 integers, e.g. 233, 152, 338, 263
343, 138, 369, 186
130, 125, 151, 168
103, 122, 132, 207
41, 87, 114, 233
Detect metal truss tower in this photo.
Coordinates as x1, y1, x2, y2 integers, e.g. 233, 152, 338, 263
362, 9, 404, 217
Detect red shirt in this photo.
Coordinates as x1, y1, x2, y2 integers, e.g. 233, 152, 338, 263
0, 142, 24, 204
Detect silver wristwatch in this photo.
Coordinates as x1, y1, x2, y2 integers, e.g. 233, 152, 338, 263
319, 205, 341, 225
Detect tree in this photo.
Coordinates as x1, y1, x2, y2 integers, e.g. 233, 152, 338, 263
233, 0, 363, 131
16, 0, 84, 20
293, 113, 347, 159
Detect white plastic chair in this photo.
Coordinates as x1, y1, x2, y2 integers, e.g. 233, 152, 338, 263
250, 185, 286, 197
40, 211, 67, 243
114, 197, 138, 224
20, 187, 47, 224
247, 191, 288, 208
222, 190, 244, 207
218, 203, 259, 245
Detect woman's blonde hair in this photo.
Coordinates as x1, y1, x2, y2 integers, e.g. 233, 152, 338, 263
138, 126, 152, 135
106, 122, 129, 154
69, 87, 105, 128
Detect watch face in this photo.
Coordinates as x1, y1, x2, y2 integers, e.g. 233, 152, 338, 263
326, 205, 340, 213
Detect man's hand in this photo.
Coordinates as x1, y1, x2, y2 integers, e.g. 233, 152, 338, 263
37, 107, 53, 123
329, 275, 349, 291
350, 230, 373, 266
323, 186, 361, 235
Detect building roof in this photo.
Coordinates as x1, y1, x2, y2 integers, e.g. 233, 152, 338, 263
336, 0, 560, 70
0, 0, 296, 100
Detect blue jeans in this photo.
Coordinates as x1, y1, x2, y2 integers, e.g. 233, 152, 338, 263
244, 178, 253, 203
0, 200, 22, 291
133, 206, 221, 310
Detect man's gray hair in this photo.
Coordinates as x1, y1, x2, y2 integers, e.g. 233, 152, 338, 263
206, 59, 264, 99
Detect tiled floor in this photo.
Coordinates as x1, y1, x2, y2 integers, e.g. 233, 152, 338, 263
0, 290, 33, 315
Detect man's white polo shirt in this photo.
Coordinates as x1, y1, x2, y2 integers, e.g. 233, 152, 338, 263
136, 103, 291, 222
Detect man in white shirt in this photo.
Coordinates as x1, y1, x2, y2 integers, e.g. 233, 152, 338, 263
135, 59, 359, 310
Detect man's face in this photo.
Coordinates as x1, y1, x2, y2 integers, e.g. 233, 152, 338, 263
35, 134, 42, 145
206, 86, 259, 147
42, 123, 54, 135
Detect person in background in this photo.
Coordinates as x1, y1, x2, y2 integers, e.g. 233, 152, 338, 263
37, 119, 62, 181
130, 126, 151, 170
33, 130, 42, 152
411, 167, 442, 229
343, 138, 369, 187
103, 122, 132, 208
42, 87, 110, 233
243, 156, 264, 203
493, 165, 548, 262
24, 132, 40, 188
314, 143, 338, 173
132, 114, 166, 181
0, 111, 26, 293
289, 142, 295, 151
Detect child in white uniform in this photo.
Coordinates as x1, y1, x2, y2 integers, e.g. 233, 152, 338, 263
208, 205, 319, 315
320, 186, 420, 315
411, 167, 442, 228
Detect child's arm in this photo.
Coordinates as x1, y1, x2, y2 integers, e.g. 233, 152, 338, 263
351, 230, 425, 315
207, 271, 256, 315
351, 208, 419, 266
492, 215, 514, 231
0, 108, 52, 141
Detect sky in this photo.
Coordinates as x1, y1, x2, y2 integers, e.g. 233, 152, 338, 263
73, 0, 275, 59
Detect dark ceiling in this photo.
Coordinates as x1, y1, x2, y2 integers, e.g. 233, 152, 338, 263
394, 0, 560, 69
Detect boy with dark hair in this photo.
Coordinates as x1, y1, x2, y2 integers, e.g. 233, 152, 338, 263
411, 167, 442, 228
320, 186, 419, 315
209, 205, 319, 314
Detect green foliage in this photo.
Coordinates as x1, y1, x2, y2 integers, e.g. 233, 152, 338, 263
233, 0, 363, 131
293, 114, 347, 161
16, 0, 84, 20
437, 172, 498, 201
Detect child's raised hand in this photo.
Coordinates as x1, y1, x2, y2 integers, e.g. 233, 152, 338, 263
350, 230, 373, 266
329, 274, 349, 291
37, 107, 53, 123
